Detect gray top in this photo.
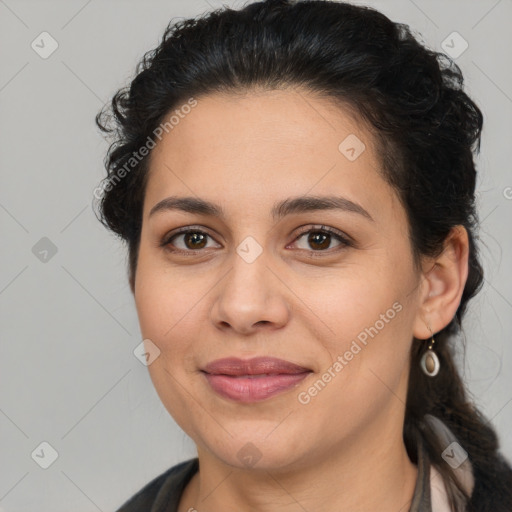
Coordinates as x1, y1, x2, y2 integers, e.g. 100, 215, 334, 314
116, 435, 435, 512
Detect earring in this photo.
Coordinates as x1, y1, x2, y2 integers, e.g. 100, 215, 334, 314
420, 331, 440, 377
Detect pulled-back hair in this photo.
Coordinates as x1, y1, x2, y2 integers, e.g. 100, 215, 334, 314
95, 1, 512, 509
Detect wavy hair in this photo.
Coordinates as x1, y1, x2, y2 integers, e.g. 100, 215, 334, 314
95, 1, 512, 509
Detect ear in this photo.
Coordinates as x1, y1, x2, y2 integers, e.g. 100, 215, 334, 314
412, 226, 469, 339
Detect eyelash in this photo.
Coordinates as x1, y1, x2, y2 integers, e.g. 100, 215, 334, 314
160, 224, 353, 256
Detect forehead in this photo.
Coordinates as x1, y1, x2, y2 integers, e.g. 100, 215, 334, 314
149, 88, 373, 165
143, 88, 401, 223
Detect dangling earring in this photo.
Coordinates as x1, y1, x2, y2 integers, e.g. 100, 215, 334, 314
420, 329, 440, 377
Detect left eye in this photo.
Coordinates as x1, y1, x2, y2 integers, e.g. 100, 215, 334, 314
290, 226, 351, 252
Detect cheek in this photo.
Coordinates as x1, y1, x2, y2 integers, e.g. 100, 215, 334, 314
298, 267, 406, 339
133, 253, 207, 429
134, 244, 203, 341
295, 260, 417, 396
295, 285, 414, 430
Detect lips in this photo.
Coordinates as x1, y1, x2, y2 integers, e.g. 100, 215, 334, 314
202, 356, 311, 376
201, 357, 312, 403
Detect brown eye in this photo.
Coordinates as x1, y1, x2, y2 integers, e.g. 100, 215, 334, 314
306, 232, 331, 250
162, 228, 219, 253
291, 226, 352, 253
181, 232, 208, 250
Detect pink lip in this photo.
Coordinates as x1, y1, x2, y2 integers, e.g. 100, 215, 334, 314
202, 357, 312, 403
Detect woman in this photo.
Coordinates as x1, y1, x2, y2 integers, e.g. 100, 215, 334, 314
95, 0, 512, 510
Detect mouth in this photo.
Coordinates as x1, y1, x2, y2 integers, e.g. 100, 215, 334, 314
201, 356, 313, 403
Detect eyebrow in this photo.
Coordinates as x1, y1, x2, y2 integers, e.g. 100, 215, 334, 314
149, 195, 373, 222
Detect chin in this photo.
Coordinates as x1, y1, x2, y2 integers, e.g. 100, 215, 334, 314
198, 429, 313, 474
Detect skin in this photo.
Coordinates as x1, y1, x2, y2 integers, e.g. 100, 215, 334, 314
133, 87, 469, 512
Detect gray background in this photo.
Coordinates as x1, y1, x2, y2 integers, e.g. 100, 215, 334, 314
0, 0, 511, 510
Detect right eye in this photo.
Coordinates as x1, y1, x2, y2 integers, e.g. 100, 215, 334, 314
161, 227, 221, 253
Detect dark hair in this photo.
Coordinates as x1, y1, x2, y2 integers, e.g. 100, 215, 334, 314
95, 0, 512, 509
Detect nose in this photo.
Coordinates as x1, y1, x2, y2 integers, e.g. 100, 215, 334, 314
210, 248, 291, 335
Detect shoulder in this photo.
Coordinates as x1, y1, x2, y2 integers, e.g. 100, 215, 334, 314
115, 458, 199, 512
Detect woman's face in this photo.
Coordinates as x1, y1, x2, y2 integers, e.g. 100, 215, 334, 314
134, 88, 426, 471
